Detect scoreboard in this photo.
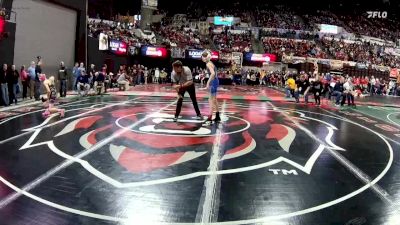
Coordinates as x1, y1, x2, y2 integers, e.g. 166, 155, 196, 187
142, 0, 157, 8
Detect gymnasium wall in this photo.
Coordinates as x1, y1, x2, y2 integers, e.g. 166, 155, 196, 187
12, 0, 77, 76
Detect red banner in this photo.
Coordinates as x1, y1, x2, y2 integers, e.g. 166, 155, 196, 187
0, 17, 4, 34
244, 53, 277, 62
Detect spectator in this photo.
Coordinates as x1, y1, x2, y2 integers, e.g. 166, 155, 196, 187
102, 65, 110, 93
286, 75, 296, 98
117, 69, 129, 91
20, 65, 28, 100
370, 76, 376, 95
332, 76, 345, 106
388, 79, 395, 95
94, 71, 105, 94
27, 61, 36, 99
7, 65, 19, 105
89, 64, 96, 88
343, 77, 356, 106
58, 61, 68, 97
154, 68, 160, 84
78, 62, 86, 78
34, 58, 43, 101
312, 74, 323, 106
76, 71, 90, 96
295, 74, 311, 104
160, 69, 168, 84
72, 62, 80, 91
0, 64, 9, 106
144, 67, 149, 85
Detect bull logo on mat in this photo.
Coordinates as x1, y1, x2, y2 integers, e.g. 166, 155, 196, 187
20, 103, 345, 187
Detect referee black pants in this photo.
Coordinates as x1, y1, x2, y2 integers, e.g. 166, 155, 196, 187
175, 84, 201, 118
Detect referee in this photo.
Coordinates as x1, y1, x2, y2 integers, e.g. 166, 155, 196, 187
171, 60, 202, 122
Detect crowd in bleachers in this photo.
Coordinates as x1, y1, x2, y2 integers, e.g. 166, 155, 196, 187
207, 7, 251, 24
87, 4, 400, 87
261, 35, 400, 68
318, 38, 400, 67
338, 14, 400, 42
260, 30, 317, 40
88, 7, 400, 69
256, 6, 310, 30
212, 31, 252, 53
158, 25, 206, 49
262, 37, 328, 59
88, 20, 151, 47
302, 11, 349, 31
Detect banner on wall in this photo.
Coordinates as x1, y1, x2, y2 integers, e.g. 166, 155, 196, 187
185, 49, 219, 61
220, 52, 233, 63
141, 46, 168, 57
244, 53, 277, 62
109, 39, 127, 55
330, 60, 343, 70
0, 17, 4, 34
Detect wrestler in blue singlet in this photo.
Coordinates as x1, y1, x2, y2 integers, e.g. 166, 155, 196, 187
207, 62, 219, 96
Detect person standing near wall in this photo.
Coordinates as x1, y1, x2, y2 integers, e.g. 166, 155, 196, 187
0, 64, 9, 106
72, 62, 79, 91
7, 65, 19, 105
102, 65, 109, 93
34, 57, 43, 101
78, 62, 85, 78
58, 62, 68, 97
20, 65, 28, 100
27, 61, 36, 99
144, 67, 148, 85
160, 69, 167, 84
77, 62, 86, 89
154, 68, 160, 84
88, 64, 96, 89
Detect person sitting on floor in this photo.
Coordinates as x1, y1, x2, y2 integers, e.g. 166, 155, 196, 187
117, 70, 129, 91
76, 71, 90, 96
332, 76, 345, 107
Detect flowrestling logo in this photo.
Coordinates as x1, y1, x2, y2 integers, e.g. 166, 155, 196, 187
367, 11, 388, 19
